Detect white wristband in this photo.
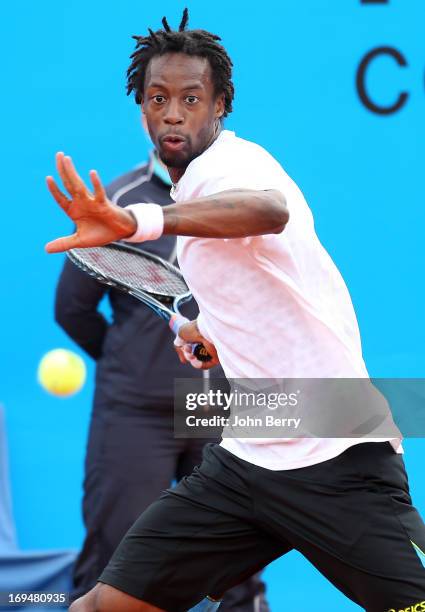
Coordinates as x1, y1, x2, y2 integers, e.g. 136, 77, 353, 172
124, 203, 164, 243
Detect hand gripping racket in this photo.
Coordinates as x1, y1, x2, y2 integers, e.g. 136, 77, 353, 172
67, 242, 212, 362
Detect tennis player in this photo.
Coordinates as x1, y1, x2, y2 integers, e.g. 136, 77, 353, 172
46, 10, 425, 612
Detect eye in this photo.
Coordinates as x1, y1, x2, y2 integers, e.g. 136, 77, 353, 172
185, 95, 199, 105
152, 95, 166, 104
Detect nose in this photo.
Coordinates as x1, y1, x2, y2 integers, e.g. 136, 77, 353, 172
163, 98, 184, 125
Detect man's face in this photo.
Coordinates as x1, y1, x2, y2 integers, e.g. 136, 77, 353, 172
142, 53, 224, 174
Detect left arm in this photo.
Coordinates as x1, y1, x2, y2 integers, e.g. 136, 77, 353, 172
161, 189, 288, 238
45, 153, 288, 253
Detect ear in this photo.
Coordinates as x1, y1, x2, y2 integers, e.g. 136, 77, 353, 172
215, 93, 225, 119
141, 96, 145, 114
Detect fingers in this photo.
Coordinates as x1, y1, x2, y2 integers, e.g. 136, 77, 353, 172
55, 152, 73, 194
90, 170, 107, 201
56, 152, 90, 197
64, 155, 91, 194
45, 232, 80, 254
174, 336, 190, 364
46, 176, 70, 212
175, 347, 189, 365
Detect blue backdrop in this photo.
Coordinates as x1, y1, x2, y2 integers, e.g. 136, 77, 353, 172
1, 1, 424, 609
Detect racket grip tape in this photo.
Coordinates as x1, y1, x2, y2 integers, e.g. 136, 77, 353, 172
169, 315, 212, 363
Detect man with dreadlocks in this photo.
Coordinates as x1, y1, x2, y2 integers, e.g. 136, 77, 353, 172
46, 9, 425, 612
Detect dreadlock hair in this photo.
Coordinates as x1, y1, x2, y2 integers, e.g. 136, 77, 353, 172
127, 8, 234, 117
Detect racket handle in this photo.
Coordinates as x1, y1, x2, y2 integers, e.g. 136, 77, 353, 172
193, 344, 212, 362
169, 315, 213, 363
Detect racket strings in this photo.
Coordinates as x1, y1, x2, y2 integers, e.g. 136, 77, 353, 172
71, 246, 188, 296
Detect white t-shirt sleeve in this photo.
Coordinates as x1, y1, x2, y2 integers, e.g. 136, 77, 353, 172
196, 168, 285, 198
191, 160, 288, 247
194, 139, 287, 198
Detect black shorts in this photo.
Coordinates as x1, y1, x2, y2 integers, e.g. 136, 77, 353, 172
99, 442, 425, 612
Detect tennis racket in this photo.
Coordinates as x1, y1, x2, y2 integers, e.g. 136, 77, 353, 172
67, 242, 212, 362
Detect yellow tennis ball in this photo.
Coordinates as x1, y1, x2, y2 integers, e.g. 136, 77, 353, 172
37, 349, 86, 397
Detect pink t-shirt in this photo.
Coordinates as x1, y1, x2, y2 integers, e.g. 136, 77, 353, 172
169, 130, 401, 469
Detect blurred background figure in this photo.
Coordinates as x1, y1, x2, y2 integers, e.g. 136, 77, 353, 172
55, 123, 269, 611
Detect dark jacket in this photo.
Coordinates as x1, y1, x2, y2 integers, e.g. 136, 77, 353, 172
55, 155, 212, 408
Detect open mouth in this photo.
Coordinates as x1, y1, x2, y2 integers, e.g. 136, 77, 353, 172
161, 134, 187, 152
162, 135, 186, 144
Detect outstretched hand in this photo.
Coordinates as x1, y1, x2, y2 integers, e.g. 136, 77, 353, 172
45, 152, 137, 253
